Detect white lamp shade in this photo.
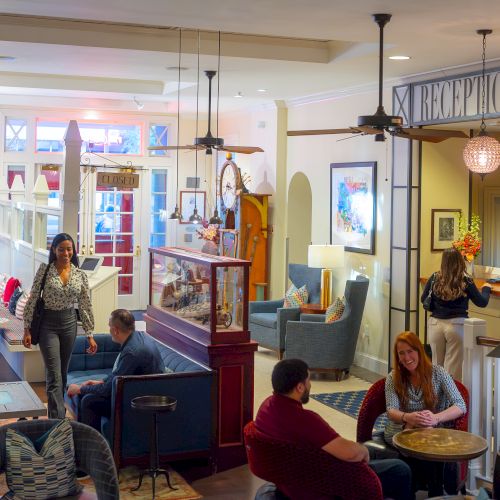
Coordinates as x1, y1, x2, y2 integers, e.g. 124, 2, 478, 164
308, 245, 345, 269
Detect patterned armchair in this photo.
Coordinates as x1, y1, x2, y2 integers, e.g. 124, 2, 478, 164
249, 264, 321, 359
356, 377, 469, 493
0, 419, 119, 500
244, 421, 383, 500
284, 276, 369, 378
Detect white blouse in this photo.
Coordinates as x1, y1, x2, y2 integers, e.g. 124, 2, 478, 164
23, 262, 94, 335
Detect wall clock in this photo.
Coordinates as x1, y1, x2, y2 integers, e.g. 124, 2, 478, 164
219, 159, 241, 210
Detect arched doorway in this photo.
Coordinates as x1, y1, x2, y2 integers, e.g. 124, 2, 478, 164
287, 172, 312, 266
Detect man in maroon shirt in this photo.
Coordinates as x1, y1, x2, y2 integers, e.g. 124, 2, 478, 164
256, 359, 413, 500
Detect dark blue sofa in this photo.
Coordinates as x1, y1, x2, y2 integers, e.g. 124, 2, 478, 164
64, 333, 213, 469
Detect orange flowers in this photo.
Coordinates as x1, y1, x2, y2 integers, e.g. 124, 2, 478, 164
452, 214, 481, 261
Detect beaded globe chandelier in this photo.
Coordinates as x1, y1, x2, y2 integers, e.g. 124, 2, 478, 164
463, 29, 500, 178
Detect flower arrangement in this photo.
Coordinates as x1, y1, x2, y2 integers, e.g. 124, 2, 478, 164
196, 222, 220, 245
453, 214, 481, 262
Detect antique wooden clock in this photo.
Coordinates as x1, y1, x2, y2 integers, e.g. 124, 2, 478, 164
219, 155, 271, 301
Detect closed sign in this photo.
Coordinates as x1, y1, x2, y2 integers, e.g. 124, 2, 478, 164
97, 172, 140, 189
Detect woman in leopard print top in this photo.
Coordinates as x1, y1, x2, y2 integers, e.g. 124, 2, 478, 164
23, 233, 98, 418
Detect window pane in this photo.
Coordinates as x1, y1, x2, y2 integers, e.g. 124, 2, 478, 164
152, 193, 166, 211
118, 276, 133, 295
116, 234, 133, 253
115, 193, 133, 212
151, 234, 166, 247
81, 122, 141, 155
95, 235, 113, 254
47, 215, 60, 249
102, 256, 113, 267
36, 121, 66, 152
7, 165, 25, 188
151, 170, 168, 192
5, 118, 27, 152
148, 125, 168, 156
115, 256, 133, 274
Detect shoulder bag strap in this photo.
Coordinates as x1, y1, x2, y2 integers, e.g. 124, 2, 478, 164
39, 263, 50, 299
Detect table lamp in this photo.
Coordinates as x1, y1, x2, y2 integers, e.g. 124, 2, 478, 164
308, 245, 345, 308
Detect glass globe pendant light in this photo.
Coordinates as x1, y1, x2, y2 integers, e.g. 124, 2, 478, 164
463, 29, 500, 178
170, 28, 183, 220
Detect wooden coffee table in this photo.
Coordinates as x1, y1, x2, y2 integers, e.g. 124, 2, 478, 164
0, 381, 46, 420
393, 427, 488, 462
300, 303, 327, 314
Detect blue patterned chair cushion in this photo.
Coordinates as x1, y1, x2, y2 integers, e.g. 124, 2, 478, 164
5, 419, 82, 499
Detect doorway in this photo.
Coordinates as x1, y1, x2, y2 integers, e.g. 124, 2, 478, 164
79, 168, 143, 309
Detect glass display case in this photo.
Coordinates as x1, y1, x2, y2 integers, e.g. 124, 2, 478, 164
148, 246, 250, 344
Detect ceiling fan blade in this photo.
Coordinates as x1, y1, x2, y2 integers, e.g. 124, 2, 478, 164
287, 128, 359, 136
397, 128, 468, 142
353, 125, 384, 135
147, 145, 203, 151
218, 145, 264, 154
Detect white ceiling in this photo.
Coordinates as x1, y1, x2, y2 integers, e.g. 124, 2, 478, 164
0, 1, 499, 115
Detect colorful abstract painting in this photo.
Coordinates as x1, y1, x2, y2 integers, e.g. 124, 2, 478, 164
330, 162, 377, 254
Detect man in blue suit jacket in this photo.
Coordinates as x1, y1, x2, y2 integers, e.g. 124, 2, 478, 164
67, 308, 165, 431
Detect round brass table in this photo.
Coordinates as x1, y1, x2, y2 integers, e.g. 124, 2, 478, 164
393, 428, 488, 462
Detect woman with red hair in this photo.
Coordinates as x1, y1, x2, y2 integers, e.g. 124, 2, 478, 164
384, 331, 466, 497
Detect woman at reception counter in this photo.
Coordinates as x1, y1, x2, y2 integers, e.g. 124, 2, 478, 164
421, 247, 491, 380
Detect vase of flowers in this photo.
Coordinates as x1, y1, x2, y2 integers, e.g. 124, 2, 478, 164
452, 214, 481, 276
197, 222, 220, 255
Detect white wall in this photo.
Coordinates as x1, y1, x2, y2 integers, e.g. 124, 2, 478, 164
287, 90, 393, 371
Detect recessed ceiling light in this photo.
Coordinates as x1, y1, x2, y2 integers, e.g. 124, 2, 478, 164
166, 66, 188, 71
257, 89, 267, 93
234, 92, 243, 98
0, 56, 15, 61
389, 55, 411, 60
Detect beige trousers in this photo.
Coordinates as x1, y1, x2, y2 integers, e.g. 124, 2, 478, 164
428, 317, 465, 380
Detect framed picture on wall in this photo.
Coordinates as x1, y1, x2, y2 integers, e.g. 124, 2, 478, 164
330, 162, 377, 254
180, 191, 206, 224
431, 209, 461, 251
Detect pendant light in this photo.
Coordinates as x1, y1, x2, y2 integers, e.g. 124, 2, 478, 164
463, 29, 500, 178
189, 30, 203, 225
169, 28, 183, 220
209, 30, 223, 225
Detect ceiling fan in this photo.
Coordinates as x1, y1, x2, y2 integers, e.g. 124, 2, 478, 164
148, 70, 264, 155
287, 14, 468, 143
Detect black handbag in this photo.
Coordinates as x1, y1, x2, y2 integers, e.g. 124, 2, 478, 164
422, 273, 436, 311
30, 265, 50, 346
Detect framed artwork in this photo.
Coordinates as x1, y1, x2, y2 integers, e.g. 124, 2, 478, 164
431, 209, 461, 251
330, 162, 377, 255
179, 191, 206, 224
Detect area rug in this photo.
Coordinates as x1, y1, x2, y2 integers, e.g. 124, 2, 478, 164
0, 465, 201, 499
311, 390, 388, 433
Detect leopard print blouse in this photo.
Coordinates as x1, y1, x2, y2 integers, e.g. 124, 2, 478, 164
23, 262, 94, 335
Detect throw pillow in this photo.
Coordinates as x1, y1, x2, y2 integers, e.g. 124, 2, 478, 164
5, 419, 82, 499
283, 284, 309, 308
15, 292, 29, 321
8, 287, 23, 315
0, 274, 9, 300
325, 297, 345, 323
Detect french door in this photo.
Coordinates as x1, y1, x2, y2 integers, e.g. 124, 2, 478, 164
79, 168, 142, 309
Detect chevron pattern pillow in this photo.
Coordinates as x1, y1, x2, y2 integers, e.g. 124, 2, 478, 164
15, 291, 30, 321
5, 419, 82, 499
325, 296, 345, 323
283, 284, 309, 308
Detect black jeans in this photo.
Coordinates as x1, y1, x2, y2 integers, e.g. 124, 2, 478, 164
369, 459, 413, 500
80, 394, 111, 432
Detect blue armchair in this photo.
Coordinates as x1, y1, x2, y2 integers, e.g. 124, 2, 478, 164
249, 264, 321, 359
285, 276, 369, 379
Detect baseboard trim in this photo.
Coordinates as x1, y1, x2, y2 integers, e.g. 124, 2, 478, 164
354, 351, 388, 376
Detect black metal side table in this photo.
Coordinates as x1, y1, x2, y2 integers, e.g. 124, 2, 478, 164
131, 395, 178, 498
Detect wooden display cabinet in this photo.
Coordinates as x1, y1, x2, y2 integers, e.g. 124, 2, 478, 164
145, 246, 257, 471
